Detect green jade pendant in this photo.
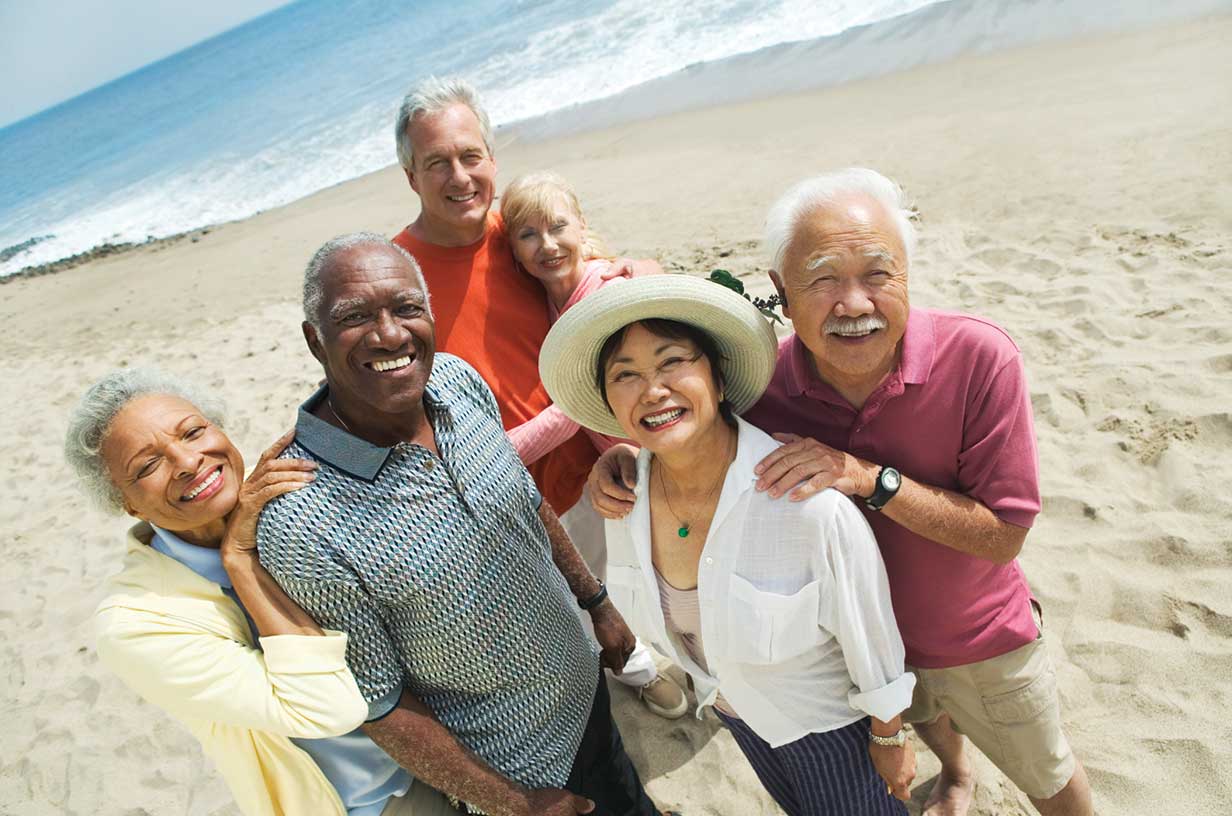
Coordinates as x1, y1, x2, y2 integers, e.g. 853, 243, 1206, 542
677, 525, 690, 538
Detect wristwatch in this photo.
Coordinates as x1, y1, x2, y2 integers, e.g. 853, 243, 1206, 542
869, 727, 907, 748
579, 581, 608, 611
865, 466, 901, 511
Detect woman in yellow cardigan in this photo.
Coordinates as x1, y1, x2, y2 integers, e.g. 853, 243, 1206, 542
66, 369, 451, 816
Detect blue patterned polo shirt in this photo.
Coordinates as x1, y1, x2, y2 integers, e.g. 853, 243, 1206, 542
256, 353, 600, 789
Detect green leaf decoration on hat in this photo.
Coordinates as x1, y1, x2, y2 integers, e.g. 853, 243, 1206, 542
708, 269, 745, 295
707, 269, 784, 325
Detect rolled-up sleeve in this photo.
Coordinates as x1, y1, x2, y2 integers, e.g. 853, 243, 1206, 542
819, 497, 916, 723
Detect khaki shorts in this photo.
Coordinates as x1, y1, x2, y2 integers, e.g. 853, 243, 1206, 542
903, 604, 1076, 799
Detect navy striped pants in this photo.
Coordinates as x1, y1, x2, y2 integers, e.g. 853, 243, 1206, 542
716, 714, 908, 816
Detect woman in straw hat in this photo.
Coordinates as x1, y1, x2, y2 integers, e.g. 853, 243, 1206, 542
539, 275, 917, 816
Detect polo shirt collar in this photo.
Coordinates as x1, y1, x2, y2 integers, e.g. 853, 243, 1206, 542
149, 524, 231, 588
784, 306, 935, 398
294, 378, 456, 481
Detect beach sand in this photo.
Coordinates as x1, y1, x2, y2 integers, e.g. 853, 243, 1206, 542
2, 13, 1230, 816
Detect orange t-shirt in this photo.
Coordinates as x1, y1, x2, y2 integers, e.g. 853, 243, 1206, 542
393, 213, 597, 514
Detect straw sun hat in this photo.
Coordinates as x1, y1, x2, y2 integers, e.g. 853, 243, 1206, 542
539, 274, 778, 438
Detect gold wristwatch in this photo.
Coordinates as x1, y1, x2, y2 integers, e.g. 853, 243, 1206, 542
869, 728, 907, 747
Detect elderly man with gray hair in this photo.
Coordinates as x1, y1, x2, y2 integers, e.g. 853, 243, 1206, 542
589, 168, 1093, 816
389, 76, 686, 719
256, 232, 671, 816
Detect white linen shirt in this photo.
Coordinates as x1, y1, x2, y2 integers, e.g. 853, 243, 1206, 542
605, 417, 915, 747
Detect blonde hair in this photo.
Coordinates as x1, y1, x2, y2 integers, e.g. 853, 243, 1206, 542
501, 172, 608, 259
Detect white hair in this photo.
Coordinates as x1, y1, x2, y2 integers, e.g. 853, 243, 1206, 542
763, 167, 917, 272
64, 368, 226, 514
302, 232, 431, 330
394, 76, 493, 171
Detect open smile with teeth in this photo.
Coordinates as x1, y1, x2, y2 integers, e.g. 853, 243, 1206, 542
446, 192, 477, 203
539, 255, 567, 269
182, 466, 222, 501
642, 407, 685, 428
829, 327, 879, 337
369, 355, 413, 373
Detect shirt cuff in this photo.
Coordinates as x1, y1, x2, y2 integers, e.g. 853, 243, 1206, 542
259, 629, 350, 673
848, 672, 917, 723
366, 683, 403, 722
991, 507, 1037, 529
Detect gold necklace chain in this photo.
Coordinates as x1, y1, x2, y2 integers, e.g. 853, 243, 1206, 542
327, 396, 353, 434
654, 435, 733, 539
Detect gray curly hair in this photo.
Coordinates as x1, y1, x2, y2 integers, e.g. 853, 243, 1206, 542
64, 368, 226, 514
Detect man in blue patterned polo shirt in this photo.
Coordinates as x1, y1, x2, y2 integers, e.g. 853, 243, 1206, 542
256, 233, 665, 816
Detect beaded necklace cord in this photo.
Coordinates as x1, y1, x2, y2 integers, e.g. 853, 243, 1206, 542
654, 433, 734, 538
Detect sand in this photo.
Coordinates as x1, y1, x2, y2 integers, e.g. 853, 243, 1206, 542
2, 12, 1230, 816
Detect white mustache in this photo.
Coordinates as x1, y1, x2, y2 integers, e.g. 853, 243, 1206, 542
823, 314, 888, 336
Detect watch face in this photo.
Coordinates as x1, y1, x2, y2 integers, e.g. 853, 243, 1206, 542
882, 469, 901, 490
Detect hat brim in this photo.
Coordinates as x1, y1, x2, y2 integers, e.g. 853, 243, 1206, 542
540, 275, 779, 438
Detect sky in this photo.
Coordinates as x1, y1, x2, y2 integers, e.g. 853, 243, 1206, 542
0, 0, 293, 128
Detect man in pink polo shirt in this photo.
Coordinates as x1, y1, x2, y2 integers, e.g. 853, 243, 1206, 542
588, 169, 1092, 816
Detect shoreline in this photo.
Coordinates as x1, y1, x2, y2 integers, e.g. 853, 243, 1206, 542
0, 230, 208, 285
7, 0, 1229, 282
4, 13, 1231, 816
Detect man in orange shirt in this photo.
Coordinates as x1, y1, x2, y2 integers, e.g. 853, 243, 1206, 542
390, 77, 686, 720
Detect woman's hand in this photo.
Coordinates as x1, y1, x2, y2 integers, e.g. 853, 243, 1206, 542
599, 257, 663, 280
870, 739, 916, 801
221, 430, 317, 560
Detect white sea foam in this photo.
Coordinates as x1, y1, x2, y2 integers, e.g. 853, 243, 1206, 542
3, 0, 1227, 277
0, 0, 942, 276
472, 0, 941, 127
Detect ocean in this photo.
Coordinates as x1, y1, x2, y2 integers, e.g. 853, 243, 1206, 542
0, 0, 942, 277
2, 0, 1225, 278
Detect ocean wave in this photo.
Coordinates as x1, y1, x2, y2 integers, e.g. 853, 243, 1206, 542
1, 0, 944, 277
5, 0, 1225, 277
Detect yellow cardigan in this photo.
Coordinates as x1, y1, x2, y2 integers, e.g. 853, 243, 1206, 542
95, 522, 368, 816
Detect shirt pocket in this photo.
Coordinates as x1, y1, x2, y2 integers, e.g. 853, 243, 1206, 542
726, 574, 823, 665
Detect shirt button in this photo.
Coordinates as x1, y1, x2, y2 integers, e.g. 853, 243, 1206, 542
424, 460, 435, 471
704, 557, 714, 565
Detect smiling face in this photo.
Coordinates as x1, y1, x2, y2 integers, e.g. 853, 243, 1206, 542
773, 193, 910, 390
305, 244, 436, 427
601, 322, 726, 456
509, 194, 587, 289
405, 103, 497, 247
101, 394, 243, 540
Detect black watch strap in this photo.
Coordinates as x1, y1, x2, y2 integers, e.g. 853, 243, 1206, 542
865, 466, 901, 511
579, 581, 608, 611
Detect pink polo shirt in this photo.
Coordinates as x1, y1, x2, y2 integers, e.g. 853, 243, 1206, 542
742, 307, 1041, 669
